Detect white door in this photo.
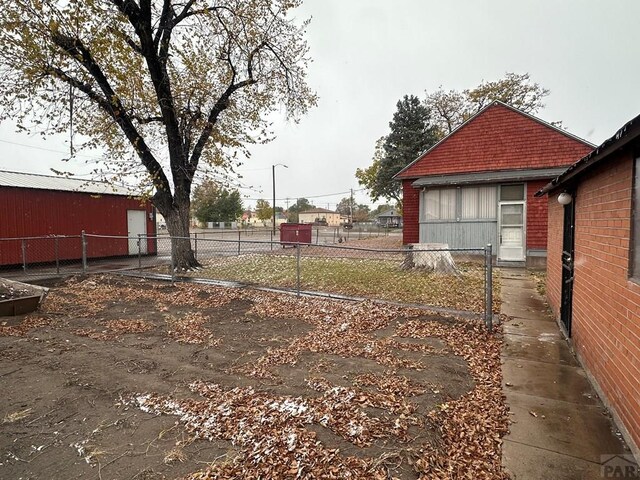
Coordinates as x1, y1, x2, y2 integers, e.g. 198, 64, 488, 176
127, 210, 147, 255
498, 203, 525, 261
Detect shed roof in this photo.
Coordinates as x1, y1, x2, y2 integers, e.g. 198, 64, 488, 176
395, 101, 594, 180
0, 170, 138, 196
536, 111, 640, 196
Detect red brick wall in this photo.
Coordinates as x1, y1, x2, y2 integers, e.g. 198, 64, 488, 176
548, 152, 640, 453
526, 180, 550, 249
402, 180, 420, 244
398, 104, 593, 179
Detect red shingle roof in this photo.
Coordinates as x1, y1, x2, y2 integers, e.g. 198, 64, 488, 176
395, 102, 594, 179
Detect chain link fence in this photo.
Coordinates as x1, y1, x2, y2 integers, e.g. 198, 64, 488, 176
0, 231, 495, 330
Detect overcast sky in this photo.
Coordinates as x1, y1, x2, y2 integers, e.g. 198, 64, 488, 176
1, 0, 639, 210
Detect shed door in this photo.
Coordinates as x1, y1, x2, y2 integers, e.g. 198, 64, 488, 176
127, 210, 147, 255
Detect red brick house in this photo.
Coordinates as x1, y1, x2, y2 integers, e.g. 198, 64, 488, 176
537, 112, 640, 458
395, 101, 593, 266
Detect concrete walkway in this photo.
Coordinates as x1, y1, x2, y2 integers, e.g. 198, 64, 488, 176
500, 268, 634, 479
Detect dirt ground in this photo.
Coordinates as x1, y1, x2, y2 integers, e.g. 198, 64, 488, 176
0, 275, 508, 479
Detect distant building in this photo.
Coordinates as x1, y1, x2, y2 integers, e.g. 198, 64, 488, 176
376, 208, 402, 227
298, 208, 341, 226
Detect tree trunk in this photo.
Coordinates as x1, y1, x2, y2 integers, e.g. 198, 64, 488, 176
165, 205, 200, 271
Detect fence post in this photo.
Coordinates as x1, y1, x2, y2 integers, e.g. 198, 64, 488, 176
333, 228, 336, 244
138, 234, 142, 270
316, 228, 319, 245
237, 230, 241, 256
485, 243, 493, 332
270, 230, 273, 251
55, 236, 60, 274
21, 239, 27, 272
194, 232, 198, 261
170, 238, 176, 282
296, 243, 301, 297
81, 230, 87, 273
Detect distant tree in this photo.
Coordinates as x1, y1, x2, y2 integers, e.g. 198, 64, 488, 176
425, 72, 550, 135
352, 204, 370, 223
287, 198, 314, 222
192, 181, 243, 224
255, 199, 272, 222
336, 197, 353, 216
356, 95, 439, 205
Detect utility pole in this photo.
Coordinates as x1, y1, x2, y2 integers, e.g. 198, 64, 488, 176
272, 164, 288, 235
350, 188, 354, 223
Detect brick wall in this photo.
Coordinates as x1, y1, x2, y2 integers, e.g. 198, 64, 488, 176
402, 180, 420, 244
548, 151, 640, 453
526, 180, 550, 250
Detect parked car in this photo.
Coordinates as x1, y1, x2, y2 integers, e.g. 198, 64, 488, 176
343, 222, 353, 230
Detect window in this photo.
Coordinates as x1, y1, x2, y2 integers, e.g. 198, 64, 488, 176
423, 186, 497, 220
424, 188, 456, 220
632, 156, 640, 279
500, 184, 525, 201
462, 186, 497, 219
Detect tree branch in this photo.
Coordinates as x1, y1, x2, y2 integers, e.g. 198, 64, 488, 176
131, 114, 164, 125
50, 31, 171, 195
188, 41, 267, 168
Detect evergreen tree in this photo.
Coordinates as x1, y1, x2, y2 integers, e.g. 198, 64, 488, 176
356, 95, 439, 205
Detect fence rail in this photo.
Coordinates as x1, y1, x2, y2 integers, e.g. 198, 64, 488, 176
0, 231, 494, 330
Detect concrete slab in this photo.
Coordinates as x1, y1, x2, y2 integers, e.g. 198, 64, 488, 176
500, 267, 637, 478
503, 439, 603, 480
502, 333, 579, 366
503, 358, 600, 406
504, 318, 562, 337
505, 392, 627, 463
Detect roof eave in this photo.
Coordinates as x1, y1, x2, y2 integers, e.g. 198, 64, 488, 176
536, 113, 640, 197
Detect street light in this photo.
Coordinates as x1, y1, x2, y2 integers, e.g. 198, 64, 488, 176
272, 163, 288, 235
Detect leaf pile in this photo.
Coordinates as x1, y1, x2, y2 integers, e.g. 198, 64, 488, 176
72, 319, 154, 341
165, 312, 221, 346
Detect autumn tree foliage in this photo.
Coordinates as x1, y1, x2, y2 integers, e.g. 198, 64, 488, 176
254, 199, 272, 222
426, 72, 549, 135
0, 0, 316, 269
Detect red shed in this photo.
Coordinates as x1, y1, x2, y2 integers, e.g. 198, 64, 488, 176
0, 170, 156, 266
394, 101, 594, 266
